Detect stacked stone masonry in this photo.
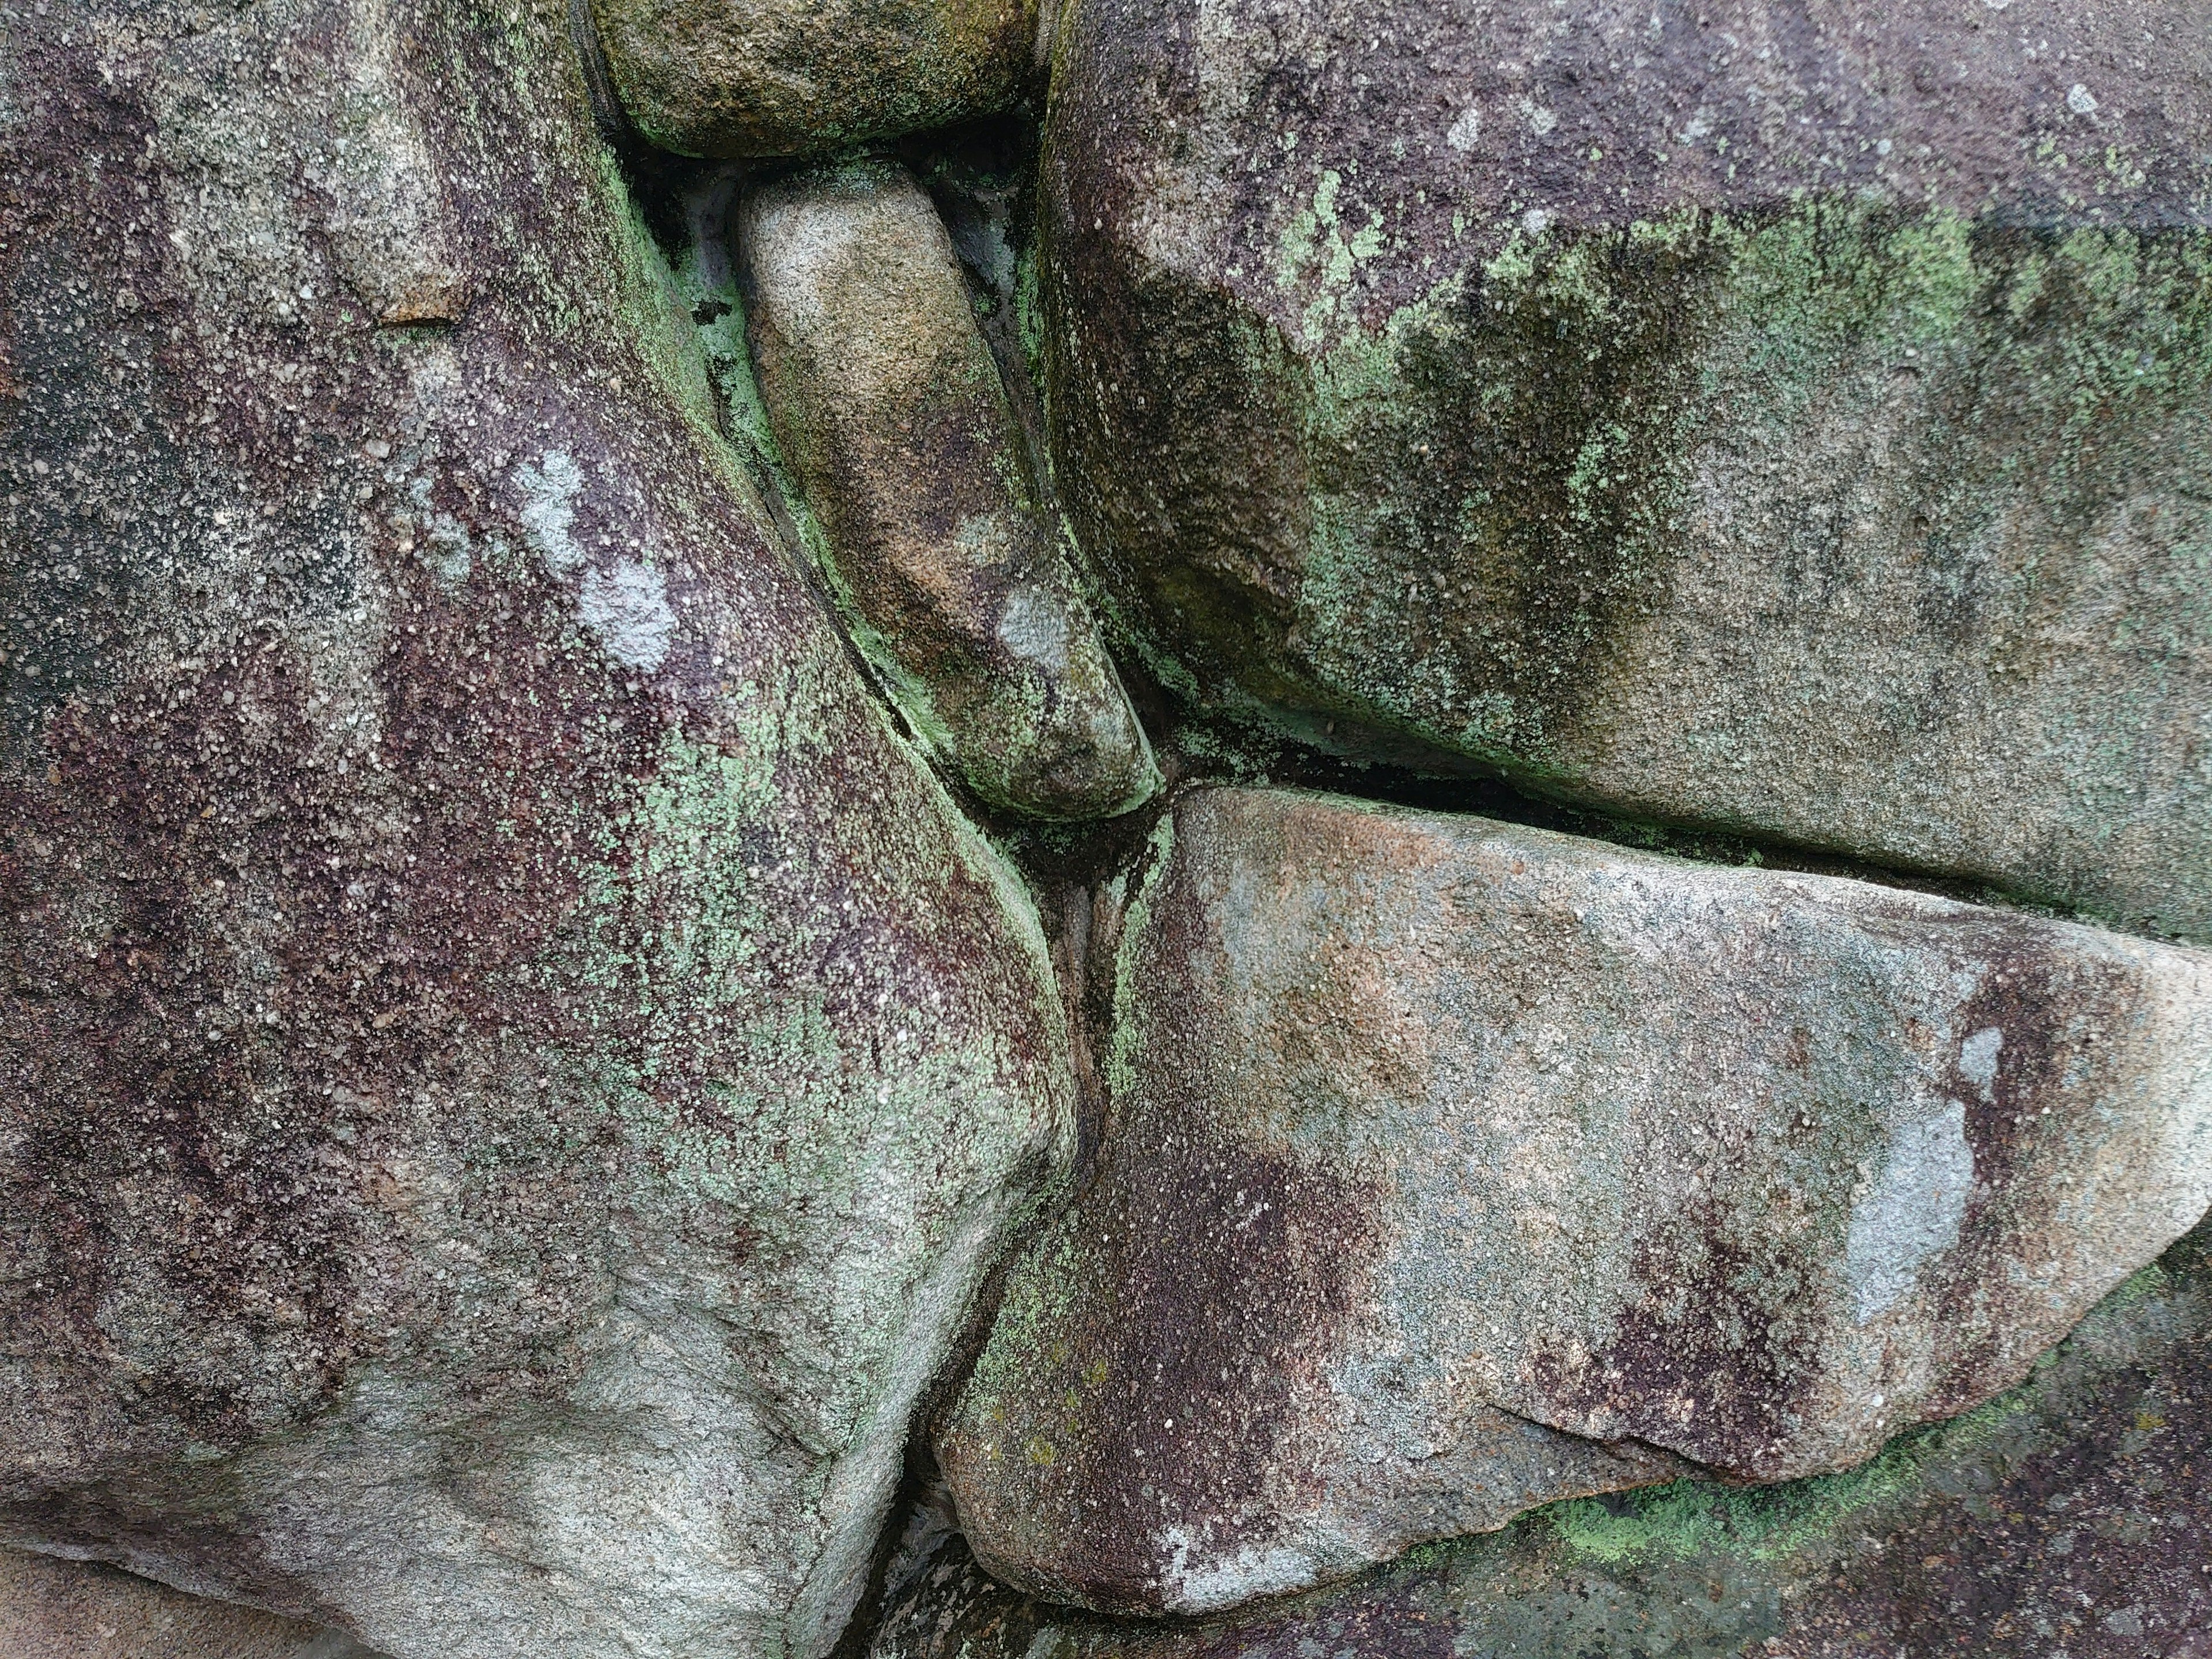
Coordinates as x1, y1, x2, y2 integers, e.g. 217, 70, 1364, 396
3, 0, 2208, 1653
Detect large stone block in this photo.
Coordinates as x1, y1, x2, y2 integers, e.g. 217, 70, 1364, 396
740, 160, 1158, 820
938, 788, 2212, 1615
0, 0, 1073, 1654
1037, 0, 2212, 937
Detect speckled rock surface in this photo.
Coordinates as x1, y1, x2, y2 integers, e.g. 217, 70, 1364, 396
740, 160, 1158, 820
882, 1218, 2212, 1659
0, 1550, 377, 1658
1037, 0, 2212, 938
938, 787, 2212, 1616
0, 0, 1074, 1653
589, 0, 1035, 158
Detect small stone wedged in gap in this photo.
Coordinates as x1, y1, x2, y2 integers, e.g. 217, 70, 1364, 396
876, 1214, 2212, 1658
739, 157, 1160, 822
938, 786, 2212, 1618
1037, 0, 2212, 938
588, 0, 1035, 158
0, 1550, 381, 1658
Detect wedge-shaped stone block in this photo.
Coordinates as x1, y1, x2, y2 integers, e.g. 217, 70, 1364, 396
1038, 0, 2212, 936
743, 160, 1158, 821
589, 0, 1033, 159
940, 788, 2212, 1616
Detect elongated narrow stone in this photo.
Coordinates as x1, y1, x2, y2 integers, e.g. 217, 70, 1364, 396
1038, 0, 2212, 936
939, 787, 2212, 1617
741, 160, 1158, 821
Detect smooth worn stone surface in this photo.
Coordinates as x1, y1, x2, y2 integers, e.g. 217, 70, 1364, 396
589, 0, 1033, 158
938, 787, 2212, 1617
0, 1550, 378, 1658
887, 1218, 2212, 1659
0, 1, 1073, 1656
1037, 0, 2212, 938
741, 160, 1158, 821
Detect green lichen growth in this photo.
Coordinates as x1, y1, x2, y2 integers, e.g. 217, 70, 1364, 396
1282, 202, 2212, 777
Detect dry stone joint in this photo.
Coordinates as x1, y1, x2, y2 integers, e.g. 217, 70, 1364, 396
5, 0, 2210, 1654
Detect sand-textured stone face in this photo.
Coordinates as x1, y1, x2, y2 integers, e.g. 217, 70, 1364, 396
1039, 0, 2212, 938
0, 1551, 374, 1658
938, 787, 2212, 1617
590, 0, 1035, 158
0, 0, 1073, 1654
741, 161, 1158, 820
884, 1220, 2212, 1659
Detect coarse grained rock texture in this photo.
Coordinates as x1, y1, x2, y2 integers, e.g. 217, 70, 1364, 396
0, 1549, 377, 1658
1035, 0, 2212, 939
883, 1217, 2212, 1659
0, 0, 1075, 1653
938, 787, 2212, 1617
589, 0, 1035, 159
740, 160, 1158, 821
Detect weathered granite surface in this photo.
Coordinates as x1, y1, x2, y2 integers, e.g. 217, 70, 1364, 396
0, 1550, 377, 1658
740, 160, 1158, 820
882, 1218, 2212, 1659
0, 0, 1074, 1653
940, 787, 2212, 1615
590, 0, 1035, 158
1036, 0, 2212, 937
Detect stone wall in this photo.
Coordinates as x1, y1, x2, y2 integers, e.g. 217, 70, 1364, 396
3, 0, 2206, 1654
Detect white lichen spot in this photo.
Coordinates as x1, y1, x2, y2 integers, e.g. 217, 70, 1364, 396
580, 558, 675, 672
1520, 207, 1555, 238
1156, 1525, 1319, 1615
514, 449, 585, 575
996, 585, 1073, 676
1957, 1027, 2003, 1104
1446, 105, 1482, 152
2067, 83, 2099, 117
1513, 95, 1558, 137
1847, 1101, 1975, 1324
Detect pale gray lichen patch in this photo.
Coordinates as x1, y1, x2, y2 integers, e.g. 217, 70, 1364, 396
579, 558, 675, 672
514, 449, 586, 576
1848, 1102, 1976, 1325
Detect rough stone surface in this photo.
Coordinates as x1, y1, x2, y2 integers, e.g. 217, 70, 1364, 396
938, 787, 2212, 1616
0, 1550, 377, 1658
1037, 0, 2212, 938
590, 0, 1035, 159
0, 0, 1074, 1655
740, 160, 1158, 820
884, 1218, 2212, 1659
